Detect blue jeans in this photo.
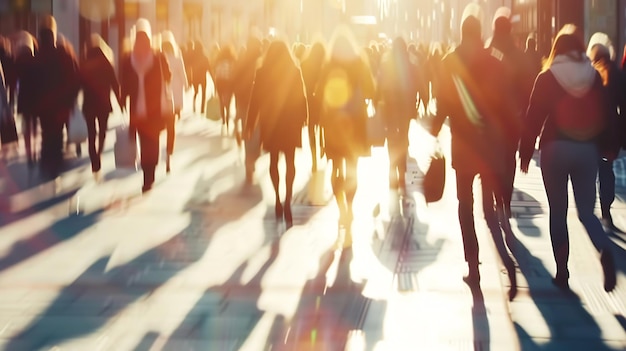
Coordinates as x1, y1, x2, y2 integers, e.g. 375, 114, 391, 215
540, 140, 612, 275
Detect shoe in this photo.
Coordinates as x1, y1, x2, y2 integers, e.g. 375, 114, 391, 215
166, 155, 171, 174
600, 250, 616, 292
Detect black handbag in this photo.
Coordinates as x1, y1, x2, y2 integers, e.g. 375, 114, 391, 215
423, 143, 446, 203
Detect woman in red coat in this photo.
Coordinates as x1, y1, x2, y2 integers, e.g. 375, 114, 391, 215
245, 40, 308, 228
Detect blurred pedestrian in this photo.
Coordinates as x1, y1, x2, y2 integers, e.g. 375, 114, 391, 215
376, 37, 420, 196
160, 30, 188, 173
120, 18, 170, 193
213, 44, 237, 133
317, 26, 375, 247
520, 25, 616, 292
245, 39, 308, 228
300, 40, 326, 173
79, 34, 120, 178
35, 15, 81, 178
431, 5, 516, 296
191, 40, 210, 114
13, 31, 39, 166
587, 32, 626, 232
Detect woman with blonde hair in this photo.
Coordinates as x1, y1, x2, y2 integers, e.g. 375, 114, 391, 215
159, 30, 188, 173
520, 25, 616, 292
79, 33, 121, 177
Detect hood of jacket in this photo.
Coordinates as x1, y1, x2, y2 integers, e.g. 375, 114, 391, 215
549, 51, 596, 97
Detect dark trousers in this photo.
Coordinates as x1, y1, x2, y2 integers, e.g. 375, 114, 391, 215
39, 113, 66, 177
598, 157, 615, 218
131, 124, 160, 189
502, 143, 518, 218
455, 168, 498, 266
85, 112, 109, 172
193, 81, 207, 113
386, 129, 408, 192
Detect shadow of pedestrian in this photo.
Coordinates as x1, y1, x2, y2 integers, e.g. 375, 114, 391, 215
158, 237, 281, 350
4, 173, 263, 350
511, 189, 544, 238
0, 209, 103, 273
509, 232, 620, 351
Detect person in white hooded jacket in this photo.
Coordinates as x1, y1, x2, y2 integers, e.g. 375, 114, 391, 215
160, 30, 188, 173
519, 24, 616, 293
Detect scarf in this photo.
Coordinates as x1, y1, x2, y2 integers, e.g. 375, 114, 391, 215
130, 49, 154, 118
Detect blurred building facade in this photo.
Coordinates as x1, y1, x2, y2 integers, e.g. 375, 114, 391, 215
0, 1, 625, 63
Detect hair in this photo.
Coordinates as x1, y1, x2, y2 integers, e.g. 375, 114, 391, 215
542, 24, 585, 71
327, 25, 361, 62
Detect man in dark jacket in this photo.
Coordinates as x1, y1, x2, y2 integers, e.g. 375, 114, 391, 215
431, 5, 517, 298
36, 15, 80, 178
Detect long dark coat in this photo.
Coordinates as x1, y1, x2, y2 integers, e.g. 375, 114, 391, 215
119, 51, 170, 134
80, 47, 120, 117
246, 53, 308, 153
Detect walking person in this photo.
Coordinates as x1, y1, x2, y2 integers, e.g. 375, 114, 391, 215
586, 32, 626, 232
376, 37, 420, 196
79, 34, 121, 178
233, 37, 263, 185
35, 15, 81, 179
13, 31, 39, 166
430, 5, 517, 293
487, 8, 535, 226
519, 25, 617, 292
245, 39, 308, 228
190, 40, 210, 115
120, 18, 170, 193
160, 31, 188, 173
300, 41, 326, 173
213, 44, 237, 134
317, 27, 375, 247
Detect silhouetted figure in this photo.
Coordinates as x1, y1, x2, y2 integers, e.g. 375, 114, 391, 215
213, 44, 237, 133
35, 15, 80, 178
245, 40, 308, 228
520, 25, 616, 292
120, 19, 170, 193
317, 27, 375, 247
431, 5, 514, 288
376, 37, 420, 195
160, 31, 188, 173
300, 41, 326, 172
79, 34, 120, 177
524, 35, 542, 79
233, 37, 263, 184
586, 33, 626, 231
14, 31, 39, 166
487, 8, 534, 226
190, 40, 210, 114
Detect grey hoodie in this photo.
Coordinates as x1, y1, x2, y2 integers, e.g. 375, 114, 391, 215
549, 51, 596, 98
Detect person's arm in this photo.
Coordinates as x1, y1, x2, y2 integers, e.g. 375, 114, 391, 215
519, 72, 550, 173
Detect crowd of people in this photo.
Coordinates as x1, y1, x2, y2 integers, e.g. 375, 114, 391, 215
0, 4, 623, 299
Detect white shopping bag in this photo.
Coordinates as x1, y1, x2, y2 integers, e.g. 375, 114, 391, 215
67, 105, 88, 143
114, 125, 137, 169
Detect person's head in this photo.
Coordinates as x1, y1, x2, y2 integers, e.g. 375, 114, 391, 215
39, 15, 57, 50
587, 32, 615, 64
460, 3, 482, 44
160, 30, 178, 56
133, 18, 152, 56
328, 25, 361, 61
392, 37, 408, 55
492, 7, 512, 36
543, 24, 585, 71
